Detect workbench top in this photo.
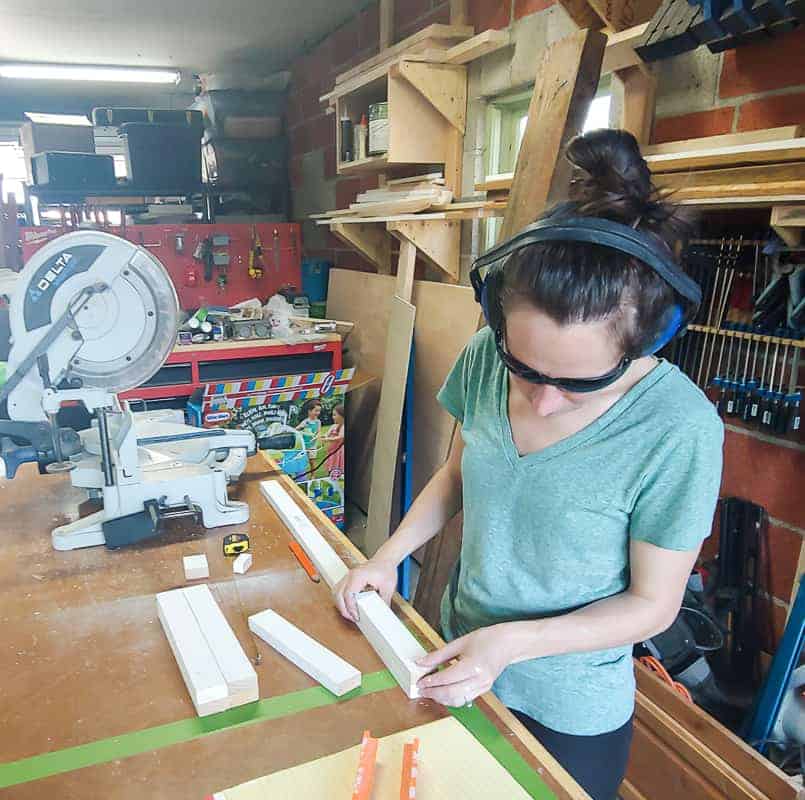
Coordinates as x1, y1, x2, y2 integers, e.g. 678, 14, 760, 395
0, 458, 577, 799
171, 332, 341, 355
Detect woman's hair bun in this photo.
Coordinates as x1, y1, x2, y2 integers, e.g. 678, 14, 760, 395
565, 129, 683, 237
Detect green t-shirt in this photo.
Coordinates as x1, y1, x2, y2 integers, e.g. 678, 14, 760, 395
437, 327, 723, 735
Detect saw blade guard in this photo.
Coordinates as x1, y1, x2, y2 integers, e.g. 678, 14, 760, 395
7, 231, 178, 418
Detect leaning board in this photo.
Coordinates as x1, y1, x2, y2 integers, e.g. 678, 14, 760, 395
213, 717, 533, 799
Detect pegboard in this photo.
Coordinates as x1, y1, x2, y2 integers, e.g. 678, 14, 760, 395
20, 222, 302, 311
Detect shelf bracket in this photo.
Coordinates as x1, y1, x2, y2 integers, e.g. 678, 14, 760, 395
771, 205, 804, 247
387, 219, 460, 282
395, 61, 467, 134
330, 222, 392, 274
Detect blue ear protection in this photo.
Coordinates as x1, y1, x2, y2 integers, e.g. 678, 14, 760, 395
470, 215, 701, 356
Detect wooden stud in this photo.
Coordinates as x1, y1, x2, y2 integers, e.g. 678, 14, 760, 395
330, 222, 392, 273
156, 589, 229, 717
248, 608, 361, 696
587, 0, 662, 31
449, 0, 469, 26
356, 591, 428, 698
183, 584, 259, 705
380, 0, 394, 50
616, 65, 657, 146
654, 162, 805, 200
365, 296, 416, 555
259, 479, 349, 588
183, 553, 209, 581
388, 219, 460, 281
500, 28, 607, 241
601, 23, 650, 74
396, 61, 467, 133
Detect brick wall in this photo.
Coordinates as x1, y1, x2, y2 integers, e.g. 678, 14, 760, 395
653, 27, 805, 142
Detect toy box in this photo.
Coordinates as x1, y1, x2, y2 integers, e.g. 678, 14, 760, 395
188, 368, 354, 529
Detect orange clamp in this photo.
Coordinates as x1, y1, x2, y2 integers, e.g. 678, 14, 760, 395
399, 737, 420, 800
351, 730, 379, 800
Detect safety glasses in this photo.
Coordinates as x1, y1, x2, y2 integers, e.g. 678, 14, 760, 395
494, 324, 632, 394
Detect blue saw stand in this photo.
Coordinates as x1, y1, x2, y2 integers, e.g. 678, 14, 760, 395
744, 573, 805, 752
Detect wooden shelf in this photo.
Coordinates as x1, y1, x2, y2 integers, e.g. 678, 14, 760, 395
337, 154, 389, 175
687, 324, 805, 349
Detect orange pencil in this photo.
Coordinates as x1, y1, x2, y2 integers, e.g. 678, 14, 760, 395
288, 540, 321, 583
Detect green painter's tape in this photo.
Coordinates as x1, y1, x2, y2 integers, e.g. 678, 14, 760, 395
0, 670, 397, 789
450, 704, 558, 800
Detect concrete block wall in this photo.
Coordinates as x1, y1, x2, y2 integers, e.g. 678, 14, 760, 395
286, 1, 804, 647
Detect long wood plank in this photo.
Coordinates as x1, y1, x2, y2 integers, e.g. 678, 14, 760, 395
355, 591, 428, 699
643, 126, 803, 157
183, 584, 258, 704
500, 28, 607, 239
645, 138, 805, 173
156, 589, 230, 717
259, 480, 348, 588
249, 608, 361, 696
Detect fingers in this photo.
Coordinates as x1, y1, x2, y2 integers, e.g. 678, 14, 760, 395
379, 582, 394, 606
418, 659, 481, 691
345, 589, 361, 623
332, 577, 353, 622
418, 677, 484, 708
416, 637, 463, 669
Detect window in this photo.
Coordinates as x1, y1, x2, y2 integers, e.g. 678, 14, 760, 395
483, 77, 613, 248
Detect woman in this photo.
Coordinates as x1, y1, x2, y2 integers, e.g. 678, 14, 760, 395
334, 129, 724, 800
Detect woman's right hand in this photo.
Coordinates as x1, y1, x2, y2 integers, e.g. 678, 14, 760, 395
333, 558, 398, 623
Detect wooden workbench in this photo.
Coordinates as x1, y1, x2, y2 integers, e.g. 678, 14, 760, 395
0, 457, 582, 799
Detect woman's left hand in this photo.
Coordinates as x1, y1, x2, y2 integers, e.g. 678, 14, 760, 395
415, 625, 514, 707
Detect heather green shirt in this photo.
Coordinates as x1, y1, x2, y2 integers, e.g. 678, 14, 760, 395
437, 327, 723, 735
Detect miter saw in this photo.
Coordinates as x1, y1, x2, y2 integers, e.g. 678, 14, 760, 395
0, 230, 255, 551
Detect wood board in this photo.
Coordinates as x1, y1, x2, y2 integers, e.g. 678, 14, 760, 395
212, 717, 535, 799
248, 608, 361, 696
327, 270, 478, 513
642, 126, 803, 157
644, 137, 805, 173
365, 296, 416, 556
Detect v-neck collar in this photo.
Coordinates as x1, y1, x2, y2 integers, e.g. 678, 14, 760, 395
497, 357, 674, 467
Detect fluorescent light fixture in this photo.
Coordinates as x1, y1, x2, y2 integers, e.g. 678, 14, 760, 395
24, 112, 91, 127
0, 63, 180, 84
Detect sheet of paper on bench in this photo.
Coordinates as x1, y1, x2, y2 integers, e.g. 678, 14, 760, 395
259, 480, 348, 588
249, 608, 361, 696
184, 584, 258, 704
356, 591, 428, 699
156, 589, 229, 716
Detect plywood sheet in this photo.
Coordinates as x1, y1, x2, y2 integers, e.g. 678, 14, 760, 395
327, 270, 478, 512
215, 717, 533, 799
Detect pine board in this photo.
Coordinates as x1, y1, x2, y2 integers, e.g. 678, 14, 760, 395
213, 717, 534, 799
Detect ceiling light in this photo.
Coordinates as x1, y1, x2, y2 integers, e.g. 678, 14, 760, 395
0, 63, 180, 84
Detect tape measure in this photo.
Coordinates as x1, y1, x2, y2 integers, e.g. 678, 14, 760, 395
223, 532, 250, 557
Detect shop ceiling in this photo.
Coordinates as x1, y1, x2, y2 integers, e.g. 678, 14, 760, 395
0, 0, 369, 76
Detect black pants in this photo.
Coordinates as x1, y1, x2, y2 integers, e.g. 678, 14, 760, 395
511, 710, 634, 800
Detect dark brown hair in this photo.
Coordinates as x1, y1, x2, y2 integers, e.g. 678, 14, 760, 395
501, 129, 693, 358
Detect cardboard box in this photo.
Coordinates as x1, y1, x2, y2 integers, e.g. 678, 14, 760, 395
20, 121, 95, 183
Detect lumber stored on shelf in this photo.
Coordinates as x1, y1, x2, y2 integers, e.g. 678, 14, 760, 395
645, 138, 805, 173
249, 608, 361, 696
643, 126, 803, 157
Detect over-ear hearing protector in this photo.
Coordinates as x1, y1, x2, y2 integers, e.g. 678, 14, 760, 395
470, 214, 702, 356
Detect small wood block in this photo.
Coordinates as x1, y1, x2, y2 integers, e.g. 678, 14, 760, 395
232, 552, 252, 574
183, 584, 258, 702
183, 554, 209, 581
259, 480, 348, 588
356, 591, 428, 699
156, 589, 229, 716
249, 608, 361, 696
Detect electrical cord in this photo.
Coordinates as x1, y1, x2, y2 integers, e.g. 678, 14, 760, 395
294, 440, 345, 481
639, 655, 694, 703
680, 605, 725, 652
